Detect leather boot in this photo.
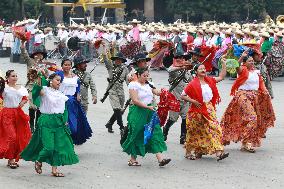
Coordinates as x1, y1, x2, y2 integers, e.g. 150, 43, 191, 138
105, 112, 116, 133
163, 119, 175, 141
180, 119, 187, 144
114, 109, 125, 135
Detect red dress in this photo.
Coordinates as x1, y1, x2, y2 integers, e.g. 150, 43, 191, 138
0, 86, 31, 161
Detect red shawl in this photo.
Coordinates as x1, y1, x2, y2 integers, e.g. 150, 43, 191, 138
230, 66, 267, 96
184, 76, 221, 120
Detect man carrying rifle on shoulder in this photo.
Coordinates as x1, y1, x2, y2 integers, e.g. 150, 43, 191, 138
103, 52, 129, 134
73, 56, 98, 114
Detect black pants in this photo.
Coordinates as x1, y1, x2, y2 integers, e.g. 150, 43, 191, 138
29, 109, 41, 133
106, 109, 124, 130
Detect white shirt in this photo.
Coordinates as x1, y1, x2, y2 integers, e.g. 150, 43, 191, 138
201, 84, 213, 103
78, 31, 87, 41
26, 20, 39, 34
34, 33, 44, 44
206, 37, 216, 47
239, 70, 260, 91
3, 86, 28, 108
128, 81, 153, 105
39, 87, 68, 114
59, 76, 78, 96
194, 37, 203, 46
59, 30, 69, 41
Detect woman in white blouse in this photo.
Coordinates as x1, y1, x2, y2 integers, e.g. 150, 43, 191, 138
0, 70, 31, 169
181, 59, 229, 161
121, 68, 171, 167
21, 73, 79, 177
221, 55, 275, 153
55, 59, 92, 145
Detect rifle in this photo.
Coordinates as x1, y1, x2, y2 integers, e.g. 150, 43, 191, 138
100, 67, 124, 103
90, 61, 99, 73
169, 70, 186, 92
121, 98, 131, 115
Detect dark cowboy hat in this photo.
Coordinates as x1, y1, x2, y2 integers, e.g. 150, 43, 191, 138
188, 47, 203, 57
29, 46, 47, 59
72, 56, 90, 68
110, 52, 127, 63
174, 50, 186, 58
133, 53, 151, 63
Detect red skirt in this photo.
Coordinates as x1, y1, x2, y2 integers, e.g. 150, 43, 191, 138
221, 90, 275, 147
0, 107, 31, 161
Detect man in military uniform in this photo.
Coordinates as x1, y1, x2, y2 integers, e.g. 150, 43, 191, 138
163, 53, 193, 144
104, 52, 129, 134
72, 56, 98, 113
21, 40, 48, 133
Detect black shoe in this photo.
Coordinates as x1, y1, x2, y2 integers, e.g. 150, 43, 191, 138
159, 159, 171, 167
108, 128, 114, 133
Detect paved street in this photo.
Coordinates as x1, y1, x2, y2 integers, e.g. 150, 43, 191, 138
0, 57, 283, 189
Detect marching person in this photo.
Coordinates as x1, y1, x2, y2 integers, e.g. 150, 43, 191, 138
21, 73, 79, 177
104, 52, 129, 134
163, 53, 192, 144
73, 56, 97, 113
21, 40, 48, 133
0, 70, 31, 169
121, 67, 171, 167
187, 47, 203, 70
56, 58, 93, 145
221, 54, 276, 153
181, 58, 229, 161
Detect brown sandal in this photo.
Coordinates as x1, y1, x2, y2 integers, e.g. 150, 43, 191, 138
185, 154, 196, 160
241, 146, 255, 153
241, 143, 255, 153
51, 172, 65, 177
217, 152, 229, 161
7, 162, 18, 169
34, 161, 42, 174
128, 160, 141, 166
159, 159, 171, 167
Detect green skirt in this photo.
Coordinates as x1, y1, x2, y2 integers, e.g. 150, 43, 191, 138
122, 105, 167, 158
21, 113, 79, 166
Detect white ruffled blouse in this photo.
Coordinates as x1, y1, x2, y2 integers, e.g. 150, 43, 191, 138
239, 70, 260, 91
201, 84, 213, 103
59, 76, 78, 96
39, 87, 68, 114
128, 81, 153, 105
3, 85, 29, 108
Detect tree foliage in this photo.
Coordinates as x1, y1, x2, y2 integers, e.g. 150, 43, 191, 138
0, 0, 51, 23
165, 0, 284, 23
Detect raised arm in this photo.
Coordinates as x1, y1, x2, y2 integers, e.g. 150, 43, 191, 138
20, 41, 32, 68
214, 57, 227, 83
